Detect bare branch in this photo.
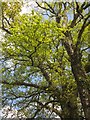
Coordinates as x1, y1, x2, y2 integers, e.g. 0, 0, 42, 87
36, 101, 62, 117
81, 47, 90, 52
77, 14, 90, 41
43, 1, 56, 14
83, 2, 90, 9
70, 2, 84, 28
3, 16, 11, 26
1, 7, 11, 34
36, 2, 56, 14
1, 26, 11, 34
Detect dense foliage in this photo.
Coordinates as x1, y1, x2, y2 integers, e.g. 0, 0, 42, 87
1, 1, 90, 119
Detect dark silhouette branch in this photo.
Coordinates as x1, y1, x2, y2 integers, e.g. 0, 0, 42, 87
36, 2, 56, 14
75, 14, 90, 48
1, 80, 47, 90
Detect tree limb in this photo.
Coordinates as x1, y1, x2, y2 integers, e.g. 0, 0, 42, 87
36, 1, 56, 14
1, 80, 47, 90
76, 14, 90, 47
38, 64, 52, 86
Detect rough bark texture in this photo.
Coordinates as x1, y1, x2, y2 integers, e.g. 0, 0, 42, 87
70, 49, 90, 120
71, 62, 90, 120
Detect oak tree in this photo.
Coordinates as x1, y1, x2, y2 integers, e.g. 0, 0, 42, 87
1, 1, 90, 119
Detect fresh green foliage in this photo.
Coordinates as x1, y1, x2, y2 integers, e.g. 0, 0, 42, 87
1, 1, 90, 119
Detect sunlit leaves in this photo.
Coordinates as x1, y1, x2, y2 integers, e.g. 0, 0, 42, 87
2, 1, 22, 19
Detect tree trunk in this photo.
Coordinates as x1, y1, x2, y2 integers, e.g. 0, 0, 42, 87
61, 86, 79, 119
71, 58, 90, 120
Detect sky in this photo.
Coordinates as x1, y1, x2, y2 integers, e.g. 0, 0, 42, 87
21, 1, 37, 14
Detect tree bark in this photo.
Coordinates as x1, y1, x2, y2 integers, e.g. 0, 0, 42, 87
71, 54, 90, 120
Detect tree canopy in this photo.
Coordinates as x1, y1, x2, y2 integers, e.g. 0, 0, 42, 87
1, 1, 90, 119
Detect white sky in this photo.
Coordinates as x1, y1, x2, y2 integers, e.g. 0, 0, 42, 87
21, 1, 37, 14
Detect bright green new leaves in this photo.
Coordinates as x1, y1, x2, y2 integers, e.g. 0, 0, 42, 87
2, 13, 65, 66
2, 1, 22, 20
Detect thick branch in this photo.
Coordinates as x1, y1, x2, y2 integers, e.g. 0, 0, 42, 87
63, 40, 74, 58
70, 2, 90, 28
70, 13, 82, 28
76, 15, 90, 47
78, 21, 90, 40
83, 2, 90, 9
38, 65, 52, 86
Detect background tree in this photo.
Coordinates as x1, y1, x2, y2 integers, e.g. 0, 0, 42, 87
1, 1, 90, 119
